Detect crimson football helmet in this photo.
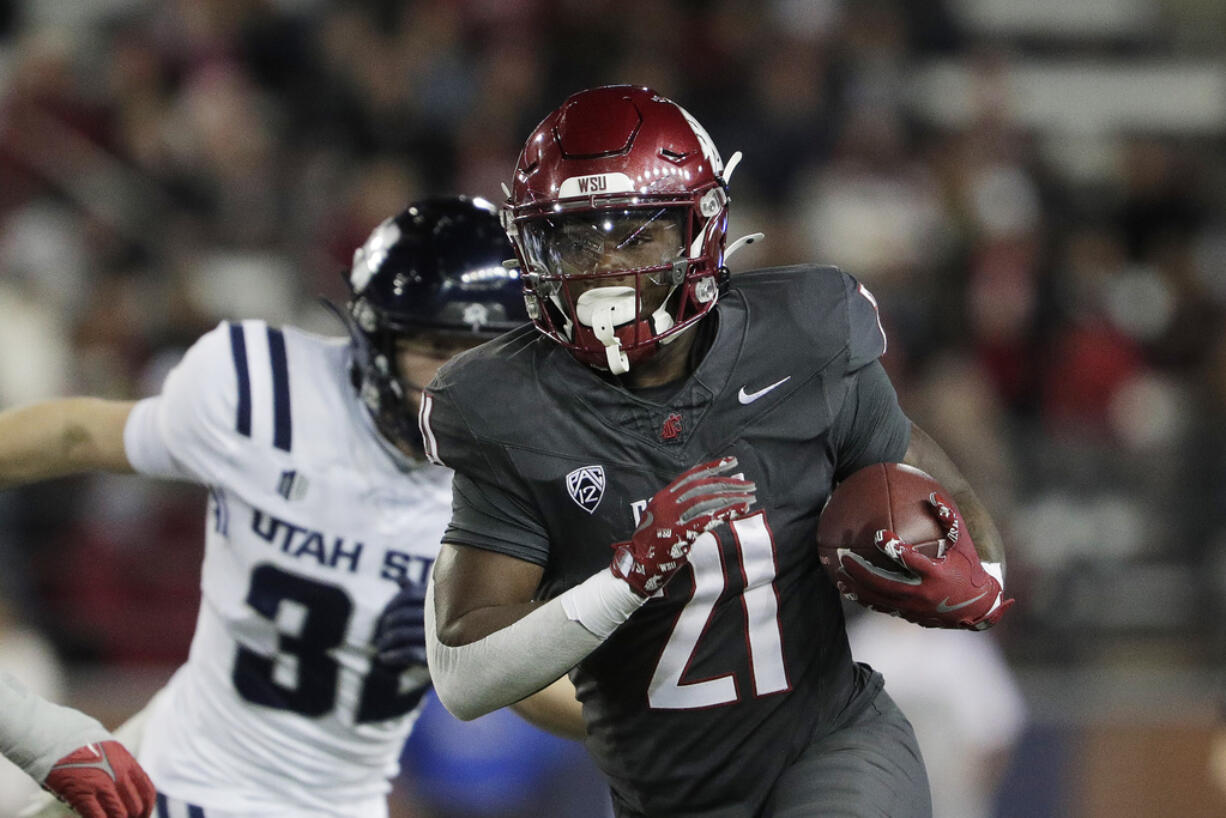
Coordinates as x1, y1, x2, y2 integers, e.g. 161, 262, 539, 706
504, 85, 742, 374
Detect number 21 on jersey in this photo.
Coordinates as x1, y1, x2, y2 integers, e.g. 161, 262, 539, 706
645, 511, 790, 709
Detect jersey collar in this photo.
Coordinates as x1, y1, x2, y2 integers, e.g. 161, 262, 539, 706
542, 294, 747, 448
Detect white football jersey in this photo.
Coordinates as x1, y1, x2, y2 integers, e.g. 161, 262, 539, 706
123, 320, 451, 816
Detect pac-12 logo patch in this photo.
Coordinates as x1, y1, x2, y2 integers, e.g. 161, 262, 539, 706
566, 465, 606, 514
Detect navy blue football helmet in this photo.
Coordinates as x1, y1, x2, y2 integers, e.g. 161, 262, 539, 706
332, 196, 526, 454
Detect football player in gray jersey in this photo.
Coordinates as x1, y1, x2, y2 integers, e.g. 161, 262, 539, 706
1, 197, 585, 817
419, 86, 1014, 818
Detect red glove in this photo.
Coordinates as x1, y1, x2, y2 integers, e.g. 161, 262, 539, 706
43, 741, 156, 818
837, 491, 1014, 630
611, 456, 756, 597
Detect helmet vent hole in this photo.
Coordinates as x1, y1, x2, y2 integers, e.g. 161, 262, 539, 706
658, 148, 689, 164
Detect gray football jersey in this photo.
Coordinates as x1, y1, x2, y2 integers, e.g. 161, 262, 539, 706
423, 265, 911, 817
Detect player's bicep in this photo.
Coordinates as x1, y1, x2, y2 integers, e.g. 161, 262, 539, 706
48, 399, 136, 474
901, 423, 972, 498
76, 397, 138, 470
431, 543, 544, 645
904, 423, 1008, 569
56, 398, 137, 473
435, 472, 551, 640
0, 398, 138, 488
831, 361, 910, 480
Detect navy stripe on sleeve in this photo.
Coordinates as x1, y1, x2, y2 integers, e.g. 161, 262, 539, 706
156, 792, 206, 818
228, 322, 252, 438
267, 326, 292, 452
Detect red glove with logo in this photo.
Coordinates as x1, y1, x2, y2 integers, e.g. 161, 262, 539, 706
837, 492, 1013, 630
43, 741, 156, 818
611, 456, 756, 597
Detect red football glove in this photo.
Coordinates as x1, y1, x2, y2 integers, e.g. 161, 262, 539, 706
836, 491, 1014, 630
42, 741, 156, 818
611, 456, 756, 597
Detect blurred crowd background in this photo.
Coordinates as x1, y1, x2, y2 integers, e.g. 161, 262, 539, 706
0, 0, 1223, 816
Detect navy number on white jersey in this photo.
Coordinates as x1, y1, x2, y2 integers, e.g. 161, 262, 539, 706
232, 564, 427, 723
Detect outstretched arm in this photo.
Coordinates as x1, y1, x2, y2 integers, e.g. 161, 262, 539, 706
0, 672, 155, 818
426, 543, 608, 721
0, 399, 136, 488
372, 548, 585, 738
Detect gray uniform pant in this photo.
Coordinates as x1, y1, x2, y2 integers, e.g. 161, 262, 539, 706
766, 683, 932, 817
609, 668, 931, 818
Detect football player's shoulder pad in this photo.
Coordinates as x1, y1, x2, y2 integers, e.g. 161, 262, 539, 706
425, 323, 544, 473
728, 264, 886, 374
157, 319, 254, 448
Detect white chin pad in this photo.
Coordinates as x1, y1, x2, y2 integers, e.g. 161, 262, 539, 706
652, 303, 675, 337
575, 286, 634, 374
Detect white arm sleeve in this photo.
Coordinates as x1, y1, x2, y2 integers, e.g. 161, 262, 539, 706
0, 672, 111, 784
426, 568, 644, 721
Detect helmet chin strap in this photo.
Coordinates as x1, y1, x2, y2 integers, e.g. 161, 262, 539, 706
574, 282, 686, 373
574, 286, 639, 374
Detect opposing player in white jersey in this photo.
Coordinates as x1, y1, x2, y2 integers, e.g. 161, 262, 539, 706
5, 196, 584, 817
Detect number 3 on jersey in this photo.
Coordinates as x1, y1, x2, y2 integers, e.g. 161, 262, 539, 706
648, 512, 789, 709
233, 564, 426, 723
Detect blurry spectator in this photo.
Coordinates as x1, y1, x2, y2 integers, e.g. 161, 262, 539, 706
0, 278, 72, 407
797, 106, 953, 290
1040, 225, 1147, 443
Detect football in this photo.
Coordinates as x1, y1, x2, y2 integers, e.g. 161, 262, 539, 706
816, 462, 949, 579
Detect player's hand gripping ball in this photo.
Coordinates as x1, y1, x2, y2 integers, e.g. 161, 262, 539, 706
42, 740, 156, 818
611, 457, 756, 597
816, 462, 1012, 630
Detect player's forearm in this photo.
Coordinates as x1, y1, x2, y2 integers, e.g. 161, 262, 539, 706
426, 570, 643, 721
0, 398, 136, 488
903, 423, 1007, 580
949, 483, 1006, 580
435, 600, 544, 647
0, 672, 111, 783
426, 584, 599, 721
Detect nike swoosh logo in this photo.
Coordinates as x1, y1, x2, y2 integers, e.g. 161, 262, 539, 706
935, 591, 988, 613
738, 376, 791, 405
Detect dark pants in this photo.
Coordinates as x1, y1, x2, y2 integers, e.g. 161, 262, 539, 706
765, 685, 932, 817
